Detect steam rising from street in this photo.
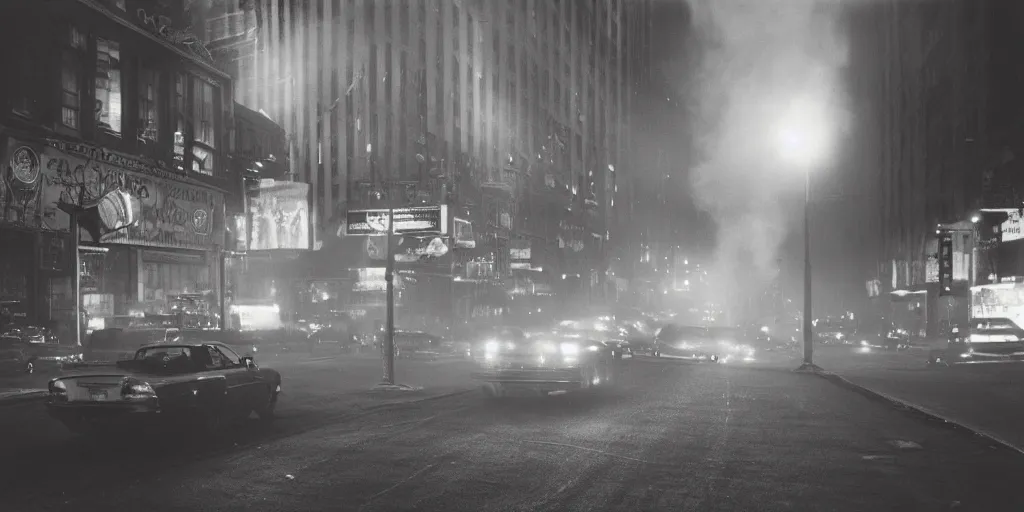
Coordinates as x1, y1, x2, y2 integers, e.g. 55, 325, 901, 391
683, 0, 851, 311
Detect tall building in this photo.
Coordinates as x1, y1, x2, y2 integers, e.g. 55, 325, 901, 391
0, 0, 244, 336
199, 0, 653, 329
850, 0, 1024, 335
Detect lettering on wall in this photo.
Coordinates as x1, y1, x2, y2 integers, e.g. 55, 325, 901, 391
34, 142, 222, 251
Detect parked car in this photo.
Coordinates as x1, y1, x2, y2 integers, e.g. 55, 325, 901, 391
177, 329, 283, 358
84, 327, 181, 362
0, 329, 82, 374
0, 334, 38, 374
47, 341, 281, 436
388, 330, 445, 360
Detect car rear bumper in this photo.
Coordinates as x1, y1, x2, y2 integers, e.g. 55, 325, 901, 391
46, 400, 162, 433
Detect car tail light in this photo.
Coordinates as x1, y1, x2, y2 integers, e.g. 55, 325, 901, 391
49, 380, 67, 401
121, 378, 156, 400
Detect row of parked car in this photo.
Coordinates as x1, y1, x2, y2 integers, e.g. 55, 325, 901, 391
0, 326, 82, 375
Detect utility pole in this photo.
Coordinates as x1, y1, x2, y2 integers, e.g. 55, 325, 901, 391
70, 209, 81, 347
797, 168, 818, 372
383, 198, 396, 386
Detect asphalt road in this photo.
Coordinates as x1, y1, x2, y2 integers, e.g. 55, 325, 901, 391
3, 356, 1024, 511
804, 345, 1024, 453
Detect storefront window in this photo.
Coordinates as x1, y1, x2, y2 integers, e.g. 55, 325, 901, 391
95, 37, 123, 135
143, 262, 211, 304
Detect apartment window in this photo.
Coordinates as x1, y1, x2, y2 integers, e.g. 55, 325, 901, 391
173, 73, 188, 172
60, 26, 86, 130
192, 77, 216, 175
95, 38, 123, 135
138, 68, 160, 142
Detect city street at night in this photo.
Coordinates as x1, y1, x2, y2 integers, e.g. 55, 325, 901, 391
3, 357, 1024, 511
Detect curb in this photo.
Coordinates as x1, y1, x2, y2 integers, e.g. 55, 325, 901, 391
813, 369, 1024, 457
0, 390, 48, 407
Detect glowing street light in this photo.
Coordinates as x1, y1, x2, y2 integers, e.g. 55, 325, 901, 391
775, 98, 832, 372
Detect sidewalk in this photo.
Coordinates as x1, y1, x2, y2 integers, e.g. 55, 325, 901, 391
811, 347, 1024, 453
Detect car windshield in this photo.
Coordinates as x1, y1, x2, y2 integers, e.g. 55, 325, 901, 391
128, 346, 195, 374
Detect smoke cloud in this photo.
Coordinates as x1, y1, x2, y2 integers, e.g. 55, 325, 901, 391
680, 0, 852, 312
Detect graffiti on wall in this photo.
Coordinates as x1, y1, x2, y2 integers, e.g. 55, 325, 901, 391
11, 140, 226, 251
42, 146, 222, 249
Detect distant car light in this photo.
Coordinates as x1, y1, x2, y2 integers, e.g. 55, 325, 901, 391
560, 342, 580, 356
484, 340, 499, 353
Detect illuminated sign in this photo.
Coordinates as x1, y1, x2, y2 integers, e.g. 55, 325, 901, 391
346, 205, 448, 236
248, 180, 310, 250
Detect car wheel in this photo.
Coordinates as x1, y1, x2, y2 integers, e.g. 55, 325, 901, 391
256, 386, 278, 421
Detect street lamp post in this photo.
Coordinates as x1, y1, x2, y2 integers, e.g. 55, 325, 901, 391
800, 166, 814, 369
775, 98, 830, 372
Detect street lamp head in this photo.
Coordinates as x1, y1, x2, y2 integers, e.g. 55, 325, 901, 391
774, 97, 831, 170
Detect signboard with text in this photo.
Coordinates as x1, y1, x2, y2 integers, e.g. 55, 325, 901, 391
346, 206, 448, 236
36, 140, 223, 250
938, 231, 954, 295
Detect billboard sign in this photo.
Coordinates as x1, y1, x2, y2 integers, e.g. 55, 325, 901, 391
346, 205, 448, 236
248, 179, 310, 250
38, 140, 223, 250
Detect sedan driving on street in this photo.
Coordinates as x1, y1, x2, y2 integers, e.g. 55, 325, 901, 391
472, 327, 621, 398
46, 341, 281, 436
654, 324, 738, 362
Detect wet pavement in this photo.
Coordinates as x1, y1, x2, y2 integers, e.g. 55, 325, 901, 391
2, 356, 1023, 511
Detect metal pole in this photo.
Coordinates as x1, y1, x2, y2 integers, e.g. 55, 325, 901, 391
70, 209, 81, 347
219, 251, 227, 331
802, 168, 814, 367
383, 202, 396, 385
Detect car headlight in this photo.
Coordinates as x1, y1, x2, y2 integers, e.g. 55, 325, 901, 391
484, 340, 499, 353
560, 342, 580, 356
